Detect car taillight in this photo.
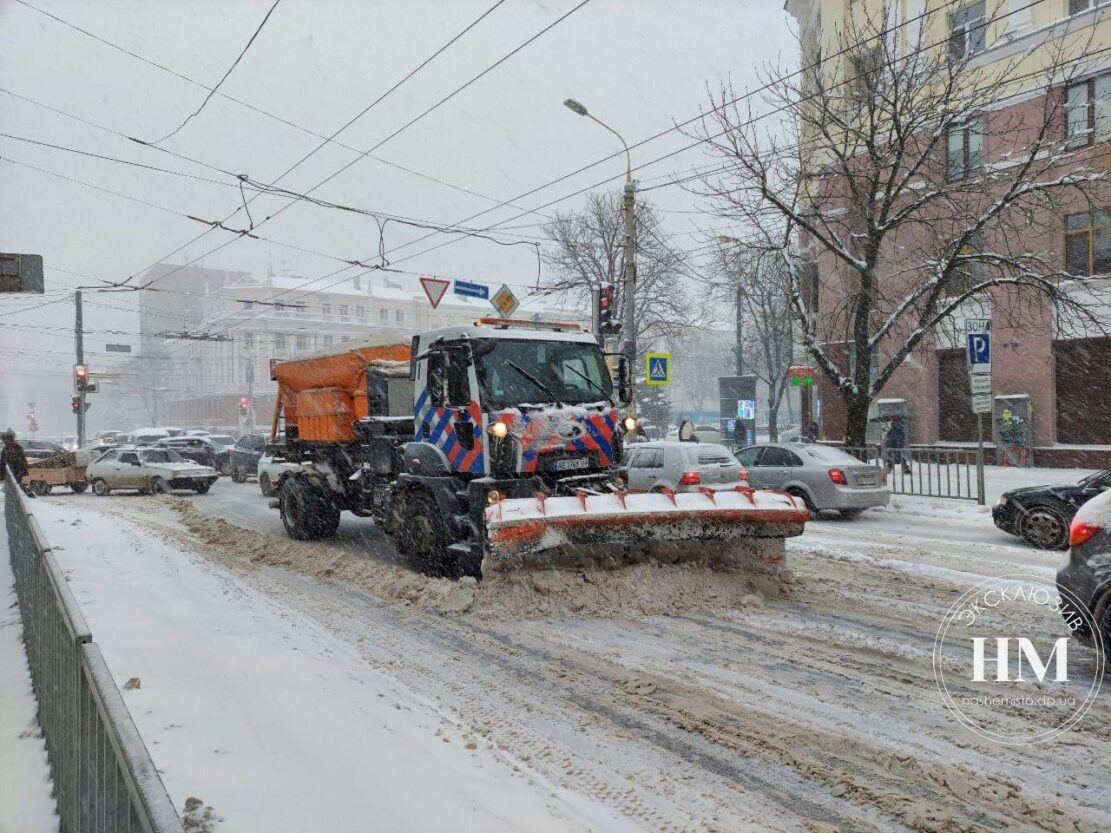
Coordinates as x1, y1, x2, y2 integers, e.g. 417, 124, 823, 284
738, 467, 747, 481
1069, 521, 1103, 547
828, 468, 847, 485
678, 471, 701, 485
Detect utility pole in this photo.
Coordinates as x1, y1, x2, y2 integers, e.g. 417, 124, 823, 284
734, 284, 745, 375
75, 290, 86, 448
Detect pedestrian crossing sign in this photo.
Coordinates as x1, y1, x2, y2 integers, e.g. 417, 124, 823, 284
645, 352, 671, 387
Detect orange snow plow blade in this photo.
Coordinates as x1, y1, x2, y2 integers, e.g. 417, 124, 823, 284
483, 487, 809, 573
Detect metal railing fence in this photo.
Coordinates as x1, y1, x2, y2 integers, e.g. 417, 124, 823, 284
4, 471, 183, 833
841, 445, 985, 503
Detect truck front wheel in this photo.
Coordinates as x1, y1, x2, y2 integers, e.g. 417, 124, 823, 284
396, 491, 452, 576
280, 477, 340, 540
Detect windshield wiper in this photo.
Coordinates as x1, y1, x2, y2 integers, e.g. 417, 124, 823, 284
563, 363, 614, 407
504, 360, 562, 406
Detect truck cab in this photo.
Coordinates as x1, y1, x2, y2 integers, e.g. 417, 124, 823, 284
409, 320, 631, 487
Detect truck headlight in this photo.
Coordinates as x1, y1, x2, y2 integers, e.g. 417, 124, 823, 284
489, 421, 508, 439
623, 416, 637, 433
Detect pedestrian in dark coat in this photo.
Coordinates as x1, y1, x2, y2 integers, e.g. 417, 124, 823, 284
0, 429, 34, 497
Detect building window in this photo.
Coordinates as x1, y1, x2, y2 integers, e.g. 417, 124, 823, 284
946, 120, 983, 180
395, 309, 404, 324
274, 333, 286, 351
948, 2, 986, 62
356, 305, 366, 320
338, 304, 349, 321
1065, 209, 1111, 276
798, 261, 819, 313
341, 336, 350, 343
379, 308, 389, 324
296, 334, 308, 351
951, 236, 986, 294
243, 332, 254, 349
1068, 0, 1111, 15
1066, 73, 1111, 148
321, 303, 332, 317
848, 46, 882, 103
323, 335, 334, 348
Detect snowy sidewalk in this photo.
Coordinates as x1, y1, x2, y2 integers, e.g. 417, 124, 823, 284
30, 498, 629, 833
0, 494, 59, 833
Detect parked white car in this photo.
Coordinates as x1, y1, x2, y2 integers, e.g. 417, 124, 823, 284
257, 451, 299, 497
86, 447, 218, 495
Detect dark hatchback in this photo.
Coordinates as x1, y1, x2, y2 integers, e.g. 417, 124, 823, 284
1057, 488, 1111, 659
993, 470, 1111, 549
156, 436, 229, 471
229, 433, 268, 482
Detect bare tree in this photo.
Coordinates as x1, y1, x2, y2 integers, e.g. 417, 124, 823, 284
689, 3, 1106, 445
541, 191, 706, 348
711, 247, 795, 440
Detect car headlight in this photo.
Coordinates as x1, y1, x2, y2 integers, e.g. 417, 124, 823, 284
996, 496, 1007, 507
623, 416, 637, 433
488, 420, 508, 439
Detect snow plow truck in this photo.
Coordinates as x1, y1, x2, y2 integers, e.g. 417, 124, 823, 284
266, 317, 808, 577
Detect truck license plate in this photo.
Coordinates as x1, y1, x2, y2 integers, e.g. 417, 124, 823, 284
552, 457, 589, 472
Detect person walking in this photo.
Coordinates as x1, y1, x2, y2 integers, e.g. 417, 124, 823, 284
0, 429, 34, 498
882, 416, 911, 475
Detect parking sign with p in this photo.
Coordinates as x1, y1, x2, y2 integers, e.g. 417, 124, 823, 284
966, 331, 991, 375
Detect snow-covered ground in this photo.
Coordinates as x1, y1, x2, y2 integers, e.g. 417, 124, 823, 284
0, 495, 59, 833
29, 468, 1111, 832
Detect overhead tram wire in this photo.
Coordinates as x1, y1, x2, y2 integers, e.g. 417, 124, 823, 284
149, 0, 283, 144
117, 0, 514, 293
134, 0, 593, 296
9, 0, 546, 220
185, 0, 1058, 342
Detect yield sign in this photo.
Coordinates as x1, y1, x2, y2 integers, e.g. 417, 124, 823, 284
420, 276, 450, 309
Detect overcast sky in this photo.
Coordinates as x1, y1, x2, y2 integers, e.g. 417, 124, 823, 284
0, 0, 795, 434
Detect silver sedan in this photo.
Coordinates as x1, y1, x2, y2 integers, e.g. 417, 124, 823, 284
735, 443, 889, 518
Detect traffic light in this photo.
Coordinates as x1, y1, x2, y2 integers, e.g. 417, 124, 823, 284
74, 364, 89, 393
598, 284, 618, 334
72, 396, 80, 415
26, 410, 37, 433
239, 397, 250, 416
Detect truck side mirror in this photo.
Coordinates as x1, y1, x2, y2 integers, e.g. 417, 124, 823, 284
617, 356, 632, 406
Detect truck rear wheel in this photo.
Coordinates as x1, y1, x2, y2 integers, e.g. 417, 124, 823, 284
280, 477, 340, 540
396, 491, 452, 576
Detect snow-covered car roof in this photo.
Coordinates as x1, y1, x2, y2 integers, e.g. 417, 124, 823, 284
422, 322, 596, 346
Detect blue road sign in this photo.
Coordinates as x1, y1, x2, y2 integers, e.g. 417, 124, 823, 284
453, 280, 489, 300
966, 332, 991, 370
645, 353, 671, 386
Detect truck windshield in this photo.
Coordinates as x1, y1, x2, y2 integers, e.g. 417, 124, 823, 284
473, 339, 613, 408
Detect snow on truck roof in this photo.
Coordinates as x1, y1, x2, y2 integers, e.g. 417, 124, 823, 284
422, 320, 597, 345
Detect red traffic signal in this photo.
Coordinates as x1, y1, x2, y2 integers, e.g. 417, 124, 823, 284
72, 396, 80, 414
74, 364, 90, 392
239, 397, 250, 416
598, 284, 619, 334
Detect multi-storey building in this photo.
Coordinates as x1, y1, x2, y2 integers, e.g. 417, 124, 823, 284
113, 266, 581, 430
786, 0, 1111, 464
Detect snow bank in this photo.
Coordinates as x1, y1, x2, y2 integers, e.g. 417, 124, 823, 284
0, 498, 59, 833
31, 499, 630, 833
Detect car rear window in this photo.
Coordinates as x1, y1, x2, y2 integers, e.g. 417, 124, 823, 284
803, 445, 867, 466
695, 445, 736, 465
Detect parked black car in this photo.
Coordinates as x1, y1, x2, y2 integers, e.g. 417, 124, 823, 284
1057, 488, 1111, 659
156, 436, 229, 472
19, 439, 67, 461
228, 433, 268, 482
993, 470, 1111, 549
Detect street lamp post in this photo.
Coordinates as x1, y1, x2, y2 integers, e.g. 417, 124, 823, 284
563, 98, 637, 412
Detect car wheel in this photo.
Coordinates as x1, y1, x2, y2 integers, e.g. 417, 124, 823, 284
218, 459, 232, 476
259, 472, 274, 497
395, 490, 452, 576
194, 482, 211, 495
786, 487, 816, 513
70, 481, 88, 494
840, 509, 866, 519
231, 465, 247, 484
150, 476, 171, 495
30, 481, 51, 496
91, 478, 110, 496
279, 477, 339, 540
1018, 506, 1068, 550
